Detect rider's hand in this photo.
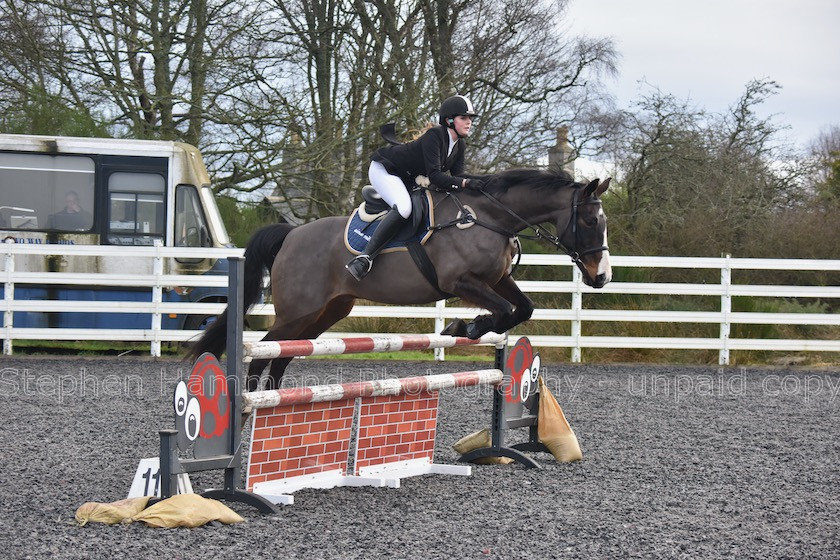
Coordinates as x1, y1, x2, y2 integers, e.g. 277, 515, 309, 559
465, 178, 485, 190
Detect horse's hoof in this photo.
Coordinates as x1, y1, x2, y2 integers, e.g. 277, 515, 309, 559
465, 316, 495, 339
465, 322, 482, 340
441, 319, 468, 337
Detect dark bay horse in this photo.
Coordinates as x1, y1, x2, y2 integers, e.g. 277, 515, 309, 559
189, 168, 611, 391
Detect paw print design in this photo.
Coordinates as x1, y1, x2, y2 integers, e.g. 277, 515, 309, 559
173, 352, 231, 458
503, 337, 541, 416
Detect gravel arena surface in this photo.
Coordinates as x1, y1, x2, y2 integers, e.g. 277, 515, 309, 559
1, 355, 839, 559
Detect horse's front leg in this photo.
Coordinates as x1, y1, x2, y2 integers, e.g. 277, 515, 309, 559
489, 274, 534, 333
444, 273, 517, 339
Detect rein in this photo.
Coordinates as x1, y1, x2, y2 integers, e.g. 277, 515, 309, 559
427, 186, 608, 264
427, 191, 514, 238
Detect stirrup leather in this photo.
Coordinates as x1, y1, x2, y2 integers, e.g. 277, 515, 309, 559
345, 254, 373, 281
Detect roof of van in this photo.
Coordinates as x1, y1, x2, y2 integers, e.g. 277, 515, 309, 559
0, 133, 198, 158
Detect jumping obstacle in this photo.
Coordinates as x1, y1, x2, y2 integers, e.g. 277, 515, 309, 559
244, 369, 503, 505
155, 257, 549, 513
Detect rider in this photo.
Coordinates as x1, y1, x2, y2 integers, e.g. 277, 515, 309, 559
345, 94, 485, 281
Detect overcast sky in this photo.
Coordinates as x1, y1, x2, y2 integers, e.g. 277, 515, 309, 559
564, 0, 840, 150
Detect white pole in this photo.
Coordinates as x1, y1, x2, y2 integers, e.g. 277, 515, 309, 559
3, 239, 14, 355
571, 266, 582, 362
719, 254, 731, 365
151, 240, 163, 357
435, 299, 446, 361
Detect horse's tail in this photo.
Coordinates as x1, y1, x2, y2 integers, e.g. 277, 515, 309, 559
187, 223, 296, 360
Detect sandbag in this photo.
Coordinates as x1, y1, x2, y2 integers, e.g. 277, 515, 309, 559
451, 429, 513, 465
537, 376, 583, 462
75, 497, 150, 526
130, 493, 244, 528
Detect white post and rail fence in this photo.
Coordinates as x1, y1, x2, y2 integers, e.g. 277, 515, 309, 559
3, 241, 840, 364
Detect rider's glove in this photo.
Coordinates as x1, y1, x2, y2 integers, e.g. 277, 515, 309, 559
465, 178, 486, 190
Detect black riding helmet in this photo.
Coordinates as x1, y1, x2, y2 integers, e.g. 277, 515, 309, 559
439, 95, 479, 132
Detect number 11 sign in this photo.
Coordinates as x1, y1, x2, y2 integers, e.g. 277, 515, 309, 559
127, 457, 193, 498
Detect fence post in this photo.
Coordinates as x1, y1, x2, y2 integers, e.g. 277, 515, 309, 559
571, 266, 583, 363
719, 254, 731, 365
435, 299, 446, 361
223, 256, 245, 493
3, 239, 13, 356
150, 240, 163, 357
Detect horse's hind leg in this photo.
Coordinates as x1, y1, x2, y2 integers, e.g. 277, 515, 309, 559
263, 357, 293, 391
245, 318, 310, 392
247, 296, 356, 392
246, 355, 290, 393
245, 324, 300, 393
246, 359, 271, 392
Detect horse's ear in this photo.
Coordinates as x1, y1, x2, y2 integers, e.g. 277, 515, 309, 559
596, 177, 611, 197
582, 178, 600, 198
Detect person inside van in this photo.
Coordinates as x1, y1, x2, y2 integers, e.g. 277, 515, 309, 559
48, 191, 92, 231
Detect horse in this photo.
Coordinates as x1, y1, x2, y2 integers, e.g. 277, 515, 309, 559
188, 168, 612, 392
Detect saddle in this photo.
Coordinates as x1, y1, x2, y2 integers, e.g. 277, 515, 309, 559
344, 188, 435, 255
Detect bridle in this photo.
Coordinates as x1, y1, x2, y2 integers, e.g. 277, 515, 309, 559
560, 187, 610, 264
432, 185, 609, 265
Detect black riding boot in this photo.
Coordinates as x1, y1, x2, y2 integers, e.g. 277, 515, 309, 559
346, 207, 408, 281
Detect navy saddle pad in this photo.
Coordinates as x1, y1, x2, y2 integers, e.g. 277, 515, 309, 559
344, 190, 434, 255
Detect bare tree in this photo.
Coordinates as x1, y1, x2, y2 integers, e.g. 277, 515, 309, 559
0, 1, 105, 134
606, 80, 809, 257
1, 0, 619, 223
808, 124, 840, 202
448, 0, 619, 168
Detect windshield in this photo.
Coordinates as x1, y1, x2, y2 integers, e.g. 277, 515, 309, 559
200, 185, 230, 246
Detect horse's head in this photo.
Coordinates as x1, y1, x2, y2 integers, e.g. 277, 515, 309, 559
478, 168, 612, 288
558, 178, 612, 288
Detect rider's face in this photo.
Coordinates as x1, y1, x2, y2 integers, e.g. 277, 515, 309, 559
453, 115, 473, 137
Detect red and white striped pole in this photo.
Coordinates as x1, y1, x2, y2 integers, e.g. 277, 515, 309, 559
243, 369, 503, 410
244, 333, 505, 361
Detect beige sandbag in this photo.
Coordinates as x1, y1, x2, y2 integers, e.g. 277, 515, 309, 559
452, 429, 513, 465
130, 494, 244, 528
537, 376, 582, 462
75, 497, 150, 526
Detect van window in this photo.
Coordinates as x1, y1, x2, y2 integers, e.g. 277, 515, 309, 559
0, 153, 95, 231
108, 172, 165, 245
175, 185, 213, 247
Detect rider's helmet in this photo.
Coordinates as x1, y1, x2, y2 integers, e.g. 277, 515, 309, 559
438, 95, 479, 130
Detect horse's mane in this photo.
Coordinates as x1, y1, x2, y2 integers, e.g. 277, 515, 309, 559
483, 168, 577, 194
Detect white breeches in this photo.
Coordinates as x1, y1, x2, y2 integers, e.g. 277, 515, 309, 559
368, 161, 412, 219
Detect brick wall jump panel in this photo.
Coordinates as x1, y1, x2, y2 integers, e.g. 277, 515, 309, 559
246, 399, 355, 491
355, 391, 439, 472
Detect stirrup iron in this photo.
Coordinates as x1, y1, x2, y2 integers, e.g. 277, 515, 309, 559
345, 254, 373, 281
